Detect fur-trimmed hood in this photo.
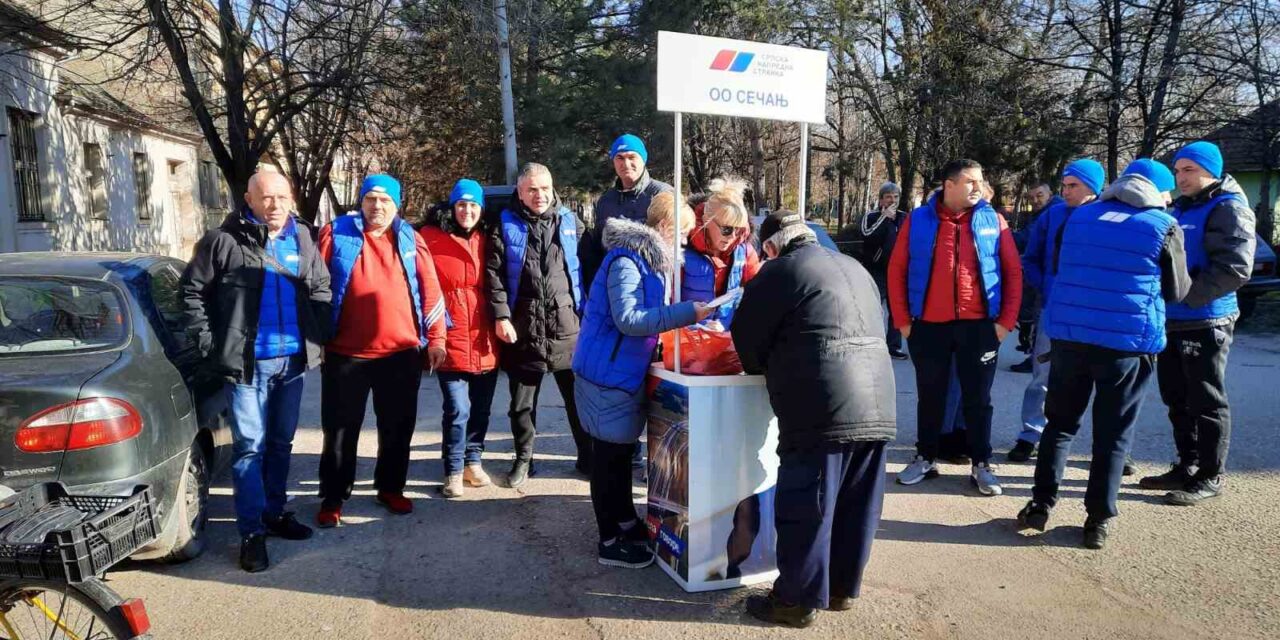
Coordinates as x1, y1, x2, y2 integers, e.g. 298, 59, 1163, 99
602, 217, 674, 274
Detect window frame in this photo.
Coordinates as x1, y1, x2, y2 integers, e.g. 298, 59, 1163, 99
7, 107, 45, 222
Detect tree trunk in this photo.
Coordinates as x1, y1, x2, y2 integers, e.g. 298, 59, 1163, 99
1139, 0, 1185, 156
745, 119, 768, 210
1105, 0, 1124, 179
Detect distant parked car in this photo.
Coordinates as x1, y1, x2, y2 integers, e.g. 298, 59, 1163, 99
1238, 233, 1279, 320
0, 253, 232, 563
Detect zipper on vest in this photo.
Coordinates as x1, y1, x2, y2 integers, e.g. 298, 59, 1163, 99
609, 333, 624, 360
953, 225, 961, 319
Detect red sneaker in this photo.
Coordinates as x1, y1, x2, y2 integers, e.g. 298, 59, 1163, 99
376, 492, 413, 515
316, 503, 342, 528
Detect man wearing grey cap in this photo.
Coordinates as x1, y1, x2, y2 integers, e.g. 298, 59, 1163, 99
731, 210, 896, 628
850, 182, 908, 359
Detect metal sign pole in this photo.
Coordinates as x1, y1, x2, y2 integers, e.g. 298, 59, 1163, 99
673, 111, 683, 375
797, 121, 809, 216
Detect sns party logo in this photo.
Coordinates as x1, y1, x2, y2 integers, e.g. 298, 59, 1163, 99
709, 50, 755, 73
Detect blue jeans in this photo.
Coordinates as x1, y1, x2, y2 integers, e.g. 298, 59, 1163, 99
941, 360, 966, 433
438, 370, 499, 476
1018, 323, 1052, 443
226, 355, 306, 537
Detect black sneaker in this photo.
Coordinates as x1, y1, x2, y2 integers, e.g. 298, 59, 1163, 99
240, 533, 269, 573
745, 592, 817, 628
1017, 501, 1051, 532
889, 349, 909, 361
1007, 439, 1037, 463
1122, 456, 1137, 477
621, 522, 650, 546
264, 512, 314, 541
1010, 357, 1034, 373
598, 539, 654, 569
1165, 476, 1223, 506
1083, 517, 1112, 550
1138, 463, 1195, 490
508, 459, 532, 488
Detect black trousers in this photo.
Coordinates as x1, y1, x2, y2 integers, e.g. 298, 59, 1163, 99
319, 348, 422, 503
1157, 324, 1233, 478
589, 436, 639, 542
1033, 344, 1153, 519
508, 368, 591, 464
908, 320, 1000, 464
773, 441, 887, 610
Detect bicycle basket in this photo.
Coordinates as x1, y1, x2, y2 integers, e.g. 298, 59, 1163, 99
0, 483, 160, 583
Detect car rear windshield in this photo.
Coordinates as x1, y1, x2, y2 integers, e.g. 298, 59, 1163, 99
0, 277, 128, 356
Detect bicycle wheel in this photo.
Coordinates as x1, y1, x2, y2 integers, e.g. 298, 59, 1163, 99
0, 578, 136, 640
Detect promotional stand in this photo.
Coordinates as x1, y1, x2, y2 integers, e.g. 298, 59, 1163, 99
646, 32, 829, 592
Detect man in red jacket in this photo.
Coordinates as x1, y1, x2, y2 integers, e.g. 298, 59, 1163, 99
315, 175, 447, 527
888, 159, 1022, 496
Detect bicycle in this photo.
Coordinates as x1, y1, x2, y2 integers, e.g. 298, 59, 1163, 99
0, 483, 158, 639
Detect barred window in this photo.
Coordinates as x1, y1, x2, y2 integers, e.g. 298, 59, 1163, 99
7, 108, 44, 222
83, 143, 107, 220
133, 152, 153, 220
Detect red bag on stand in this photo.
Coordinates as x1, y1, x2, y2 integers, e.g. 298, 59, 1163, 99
660, 326, 743, 375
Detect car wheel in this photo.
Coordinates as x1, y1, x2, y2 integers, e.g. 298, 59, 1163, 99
1238, 294, 1257, 321
160, 444, 210, 563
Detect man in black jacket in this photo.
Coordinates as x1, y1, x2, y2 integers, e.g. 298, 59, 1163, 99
486, 163, 591, 486
180, 170, 331, 572
732, 211, 896, 628
849, 182, 908, 359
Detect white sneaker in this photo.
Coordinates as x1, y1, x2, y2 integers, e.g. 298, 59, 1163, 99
897, 456, 938, 485
442, 474, 464, 499
971, 463, 1003, 496
463, 464, 492, 487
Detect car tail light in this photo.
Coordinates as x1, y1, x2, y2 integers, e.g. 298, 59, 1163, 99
118, 598, 151, 635
15, 398, 143, 453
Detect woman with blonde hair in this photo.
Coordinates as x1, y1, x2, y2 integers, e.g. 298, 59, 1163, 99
572, 189, 713, 568
682, 178, 762, 327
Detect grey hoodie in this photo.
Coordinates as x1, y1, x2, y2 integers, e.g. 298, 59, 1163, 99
1168, 175, 1257, 331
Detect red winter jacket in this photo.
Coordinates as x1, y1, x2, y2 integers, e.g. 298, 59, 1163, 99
689, 212, 763, 294
887, 203, 1022, 331
421, 224, 498, 373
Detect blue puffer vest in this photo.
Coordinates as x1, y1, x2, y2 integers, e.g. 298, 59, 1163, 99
1038, 201, 1076, 300
253, 215, 302, 359
906, 195, 1003, 319
1167, 193, 1244, 320
681, 244, 746, 326
1043, 200, 1177, 353
500, 207, 583, 313
572, 247, 666, 393
328, 213, 427, 347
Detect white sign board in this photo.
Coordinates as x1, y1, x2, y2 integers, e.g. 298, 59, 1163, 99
656, 31, 829, 124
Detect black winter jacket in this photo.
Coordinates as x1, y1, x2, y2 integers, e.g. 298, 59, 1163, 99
485, 202, 586, 374
732, 238, 897, 452
179, 211, 332, 384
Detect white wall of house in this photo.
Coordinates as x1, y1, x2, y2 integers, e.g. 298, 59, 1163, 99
1, 44, 206, 260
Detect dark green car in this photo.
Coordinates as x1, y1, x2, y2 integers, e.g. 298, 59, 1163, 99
0, 252, 231, 562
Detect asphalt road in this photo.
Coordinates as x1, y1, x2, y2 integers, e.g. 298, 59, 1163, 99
109, 330, 1280, 639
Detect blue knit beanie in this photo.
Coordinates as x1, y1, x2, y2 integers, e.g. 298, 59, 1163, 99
1123, 159, 1176, 194
449, 178, 484, 209
1173, 141, 1224, 179
1062, 158, 1105, 196
359, 174, 402, 208
609, 134, 648, 165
